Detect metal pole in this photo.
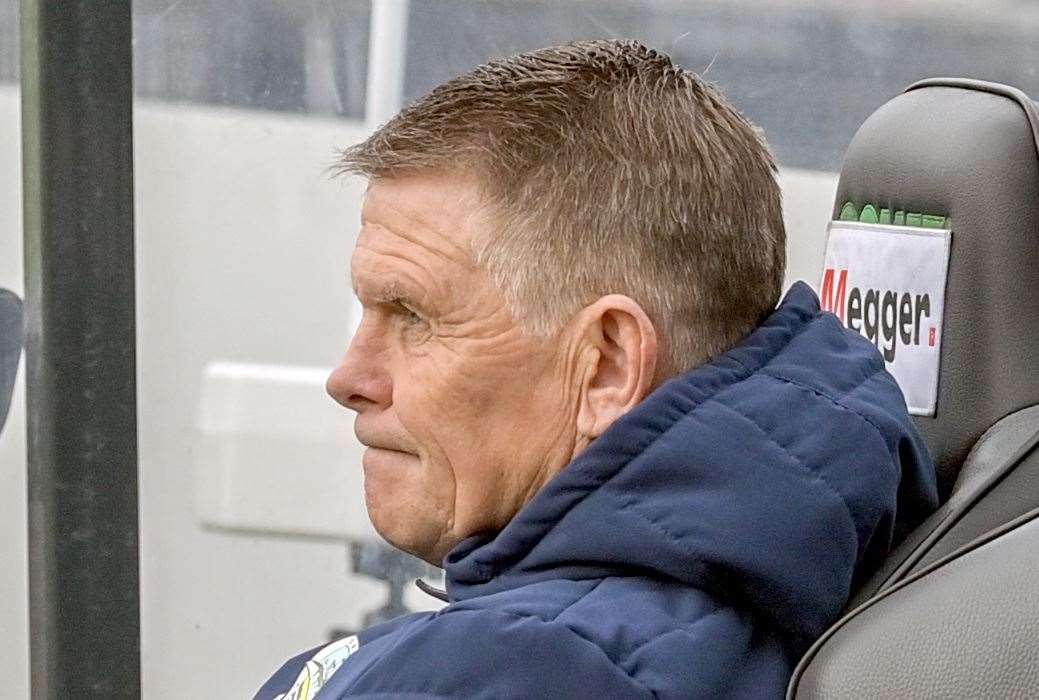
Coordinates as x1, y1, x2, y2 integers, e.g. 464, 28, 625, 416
364, 0, 409, 131
21, 1, 140, 697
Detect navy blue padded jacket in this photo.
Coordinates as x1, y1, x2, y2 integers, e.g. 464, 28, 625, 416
256, 281, 938, 699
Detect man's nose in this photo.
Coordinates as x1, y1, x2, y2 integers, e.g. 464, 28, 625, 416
326, 327, 392, 413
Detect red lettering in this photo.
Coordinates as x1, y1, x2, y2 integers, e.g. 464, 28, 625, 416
821, 268, 848, 320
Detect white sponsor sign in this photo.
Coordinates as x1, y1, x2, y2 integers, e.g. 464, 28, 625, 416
820, 220, 951, 416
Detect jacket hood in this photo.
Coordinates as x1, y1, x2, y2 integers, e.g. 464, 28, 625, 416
444, 281, 938, 647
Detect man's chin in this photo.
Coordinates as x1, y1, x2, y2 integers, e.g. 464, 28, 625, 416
366, 508, 451, 567
361, 461, 453, 565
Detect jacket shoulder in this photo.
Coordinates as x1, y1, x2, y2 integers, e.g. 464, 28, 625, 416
340, 578, 791, 699
337, 605, 655, 699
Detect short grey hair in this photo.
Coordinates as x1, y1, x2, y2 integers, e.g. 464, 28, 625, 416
337, 39, 785, 377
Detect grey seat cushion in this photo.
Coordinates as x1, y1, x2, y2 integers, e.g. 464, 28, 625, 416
789, 507, 1039, 699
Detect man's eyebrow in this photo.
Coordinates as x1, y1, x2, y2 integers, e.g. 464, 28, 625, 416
354, 278, 414, 304
373, 281, 409, 303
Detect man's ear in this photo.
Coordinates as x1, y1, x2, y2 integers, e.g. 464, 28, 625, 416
574, 295, 658, 440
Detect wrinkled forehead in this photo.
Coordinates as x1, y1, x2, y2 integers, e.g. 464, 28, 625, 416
358, 175, 485, 252
351, 173, 487, 291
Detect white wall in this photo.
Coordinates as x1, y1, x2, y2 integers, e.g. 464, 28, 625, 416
780, 167, 837, 288
132, 100, 394, 698
0, 84, 28, 700
0, 85, 836, 698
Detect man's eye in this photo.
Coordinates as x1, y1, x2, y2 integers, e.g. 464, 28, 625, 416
394, 301, 425, 327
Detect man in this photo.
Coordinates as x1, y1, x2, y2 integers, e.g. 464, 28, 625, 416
257, 40, 937, 699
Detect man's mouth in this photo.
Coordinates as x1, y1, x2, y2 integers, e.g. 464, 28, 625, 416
353, 420, 416, 456
355, 433, 414, 455
363, 444, 412, 455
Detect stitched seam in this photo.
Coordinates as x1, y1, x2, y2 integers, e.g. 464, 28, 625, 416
540, 361, 758, 521
618, 605, 730, 659
760, 371, 901, 490
519, 309, 829, 541
344, 689, 446, 693
434, 607, 659, 699
545, 579, 731, 664
550, 305, 842, 517
612, 397, 859, 561
557, 608, 734, 690
760, 369, 893, 458
725, 352, 755, 375
715, 399, 860, 527
761, 363, 886, 403
343, 614, 435, 692
552, 598, 742, 696
550, 578, 606, 623
614, 491, 713, 574
465, 309, 839, 576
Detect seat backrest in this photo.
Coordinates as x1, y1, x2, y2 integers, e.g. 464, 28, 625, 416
789, 79, 1039, 697
789, 507, 1039, 699
833, 78, 1039, 499
0, 288, 22, 434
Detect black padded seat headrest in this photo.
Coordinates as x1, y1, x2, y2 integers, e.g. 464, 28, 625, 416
834, 78, 1039, 498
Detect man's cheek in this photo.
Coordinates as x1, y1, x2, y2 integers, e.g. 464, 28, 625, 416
393, 383, 468, 458
415, 353, 502, 417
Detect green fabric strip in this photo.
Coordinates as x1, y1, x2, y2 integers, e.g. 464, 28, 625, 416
836, 202, 948, 229
839, 202, 859, 221
920, 214, 947, 229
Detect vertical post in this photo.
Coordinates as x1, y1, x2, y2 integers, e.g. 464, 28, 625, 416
20, 1, 140, 698
365, 0, 409, 131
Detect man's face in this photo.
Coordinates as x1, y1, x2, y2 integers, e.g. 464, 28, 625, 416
326, 173, 581, 564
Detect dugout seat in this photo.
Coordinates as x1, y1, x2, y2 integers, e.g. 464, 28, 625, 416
788, 79, 1039, 698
